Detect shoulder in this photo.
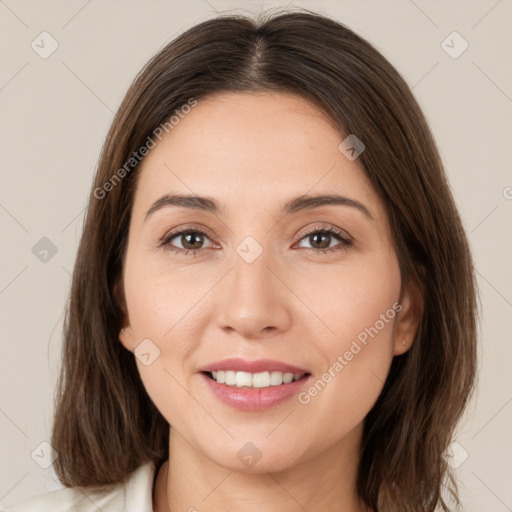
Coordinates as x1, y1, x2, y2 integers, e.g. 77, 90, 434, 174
0, 462, 156, 512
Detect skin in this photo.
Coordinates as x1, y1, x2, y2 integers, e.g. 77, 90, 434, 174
117, 91, 422, 512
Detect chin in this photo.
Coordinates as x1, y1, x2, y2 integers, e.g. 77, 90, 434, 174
202, 439, 304, 474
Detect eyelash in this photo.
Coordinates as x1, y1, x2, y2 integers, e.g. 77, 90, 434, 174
158, 224, 353, 257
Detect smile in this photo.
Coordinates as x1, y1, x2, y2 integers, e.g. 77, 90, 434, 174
200, 371, 312, 411
206, 370, 309, 388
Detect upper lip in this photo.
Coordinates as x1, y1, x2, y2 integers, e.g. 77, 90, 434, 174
198, 358, 310, 374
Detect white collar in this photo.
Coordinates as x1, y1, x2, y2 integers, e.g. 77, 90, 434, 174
125, 461, 157, 511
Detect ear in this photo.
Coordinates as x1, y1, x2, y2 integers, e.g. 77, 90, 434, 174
393, 272, 424, 356
113, 276, 134, 352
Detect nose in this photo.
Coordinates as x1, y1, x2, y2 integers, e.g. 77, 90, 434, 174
215, 246, 292, 340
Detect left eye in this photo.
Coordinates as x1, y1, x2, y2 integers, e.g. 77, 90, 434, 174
296, 228, 351, 252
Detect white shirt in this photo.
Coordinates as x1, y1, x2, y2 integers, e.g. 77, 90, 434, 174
0, 461, 156, 512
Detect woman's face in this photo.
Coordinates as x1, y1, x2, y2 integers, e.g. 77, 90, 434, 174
118, 91, 419, 473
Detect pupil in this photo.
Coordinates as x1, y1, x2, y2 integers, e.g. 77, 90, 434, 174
311, 233, 329, 249
184, 232, 202, 249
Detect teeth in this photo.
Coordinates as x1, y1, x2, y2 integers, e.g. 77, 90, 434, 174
210, 370, 305, 388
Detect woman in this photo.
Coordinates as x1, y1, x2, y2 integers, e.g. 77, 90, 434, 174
2, 7, 478, 512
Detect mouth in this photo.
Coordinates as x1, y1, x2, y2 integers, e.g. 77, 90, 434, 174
201, 370, 311, 389
197, 358, 313, 410
199, 369, 313, 411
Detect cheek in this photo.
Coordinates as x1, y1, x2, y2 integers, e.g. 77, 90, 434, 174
124, 250, 209, 341
298, 249, 401, 353
123, 252, 221, 422
324, 275, 399, 364
295, 254, 401, 434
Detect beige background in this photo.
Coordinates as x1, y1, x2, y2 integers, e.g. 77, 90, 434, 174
0, 0, 511, 510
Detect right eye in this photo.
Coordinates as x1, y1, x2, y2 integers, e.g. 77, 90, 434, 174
159, 228, 216, 256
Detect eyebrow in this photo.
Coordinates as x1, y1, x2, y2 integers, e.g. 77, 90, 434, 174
144, 192, 373, 222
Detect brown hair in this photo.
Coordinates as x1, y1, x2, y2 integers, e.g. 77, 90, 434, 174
51, 8, 478, 511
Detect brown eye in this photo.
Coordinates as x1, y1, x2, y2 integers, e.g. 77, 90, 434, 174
306, 232, 332, 250
174, 231, 207, 250
296, 226, 352, 254
159, 225, 352, 257
160, 228, 214, 256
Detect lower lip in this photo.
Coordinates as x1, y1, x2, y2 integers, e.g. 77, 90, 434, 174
199, 372, 312, 411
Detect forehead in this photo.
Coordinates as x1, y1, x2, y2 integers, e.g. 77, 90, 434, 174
132, 91, 381, 220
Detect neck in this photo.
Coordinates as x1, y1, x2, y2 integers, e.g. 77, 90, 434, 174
154, 423, 369, 512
